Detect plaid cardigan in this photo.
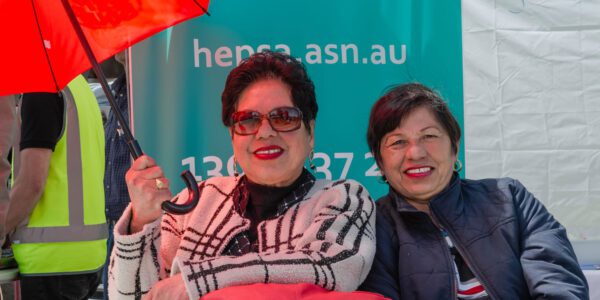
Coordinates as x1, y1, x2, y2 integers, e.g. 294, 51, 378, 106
108, 176, 376, 300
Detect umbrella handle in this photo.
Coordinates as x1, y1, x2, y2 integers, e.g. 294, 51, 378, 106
161, 170, 200, 215
61, 0, 204, 216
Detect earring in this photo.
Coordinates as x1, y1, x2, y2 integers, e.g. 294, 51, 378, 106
377, 175, 388, 184
454, 160, 463, 172
309, 150, 315, 170
233, 157, 240, 178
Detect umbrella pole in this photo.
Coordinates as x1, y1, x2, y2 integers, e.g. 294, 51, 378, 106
60, 0, 142, 159
60, 0, 200, 215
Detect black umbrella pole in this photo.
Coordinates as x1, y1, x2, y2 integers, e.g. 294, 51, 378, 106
60, 0, 142, 159
60, 0, 199, 215
89, 59, 143, 160
92, 68, 143, 160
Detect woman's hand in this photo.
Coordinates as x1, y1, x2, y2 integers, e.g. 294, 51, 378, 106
126, 155, 172, 233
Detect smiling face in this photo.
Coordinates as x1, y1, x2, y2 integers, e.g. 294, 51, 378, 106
379, 106, 457, 204
232, 79, 314, 187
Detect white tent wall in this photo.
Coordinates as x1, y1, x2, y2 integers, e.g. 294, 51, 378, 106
462, 0, 600, 252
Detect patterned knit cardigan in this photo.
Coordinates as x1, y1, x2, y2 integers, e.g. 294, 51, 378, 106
108, 176, 376, 300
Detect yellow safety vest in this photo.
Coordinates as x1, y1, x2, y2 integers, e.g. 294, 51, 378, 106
12, 75, 107, 275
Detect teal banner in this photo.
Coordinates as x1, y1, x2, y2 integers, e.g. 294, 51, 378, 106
131, 0, 463, 199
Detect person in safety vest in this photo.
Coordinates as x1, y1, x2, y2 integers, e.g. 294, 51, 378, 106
7, 75, 108, 300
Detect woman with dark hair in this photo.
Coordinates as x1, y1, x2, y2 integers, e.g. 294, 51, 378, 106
108, 51, 376, 300
359, 83, 588, 299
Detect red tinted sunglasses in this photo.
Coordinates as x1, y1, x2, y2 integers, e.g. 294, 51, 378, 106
230, 106, 303, 135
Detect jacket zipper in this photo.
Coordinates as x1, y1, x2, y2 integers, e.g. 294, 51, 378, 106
427, 213, 458, 300
429, 206, 498, 300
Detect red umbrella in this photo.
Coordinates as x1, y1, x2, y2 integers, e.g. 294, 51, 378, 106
0, 0, 209, 214
1, 0, 209, 94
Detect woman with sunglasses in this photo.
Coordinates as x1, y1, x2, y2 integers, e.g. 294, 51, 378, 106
358, 83, 588, 299
108, 51, 377, 300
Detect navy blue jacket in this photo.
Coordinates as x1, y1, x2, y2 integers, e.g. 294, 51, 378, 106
104, 74, 131, 221
360, 174, 588, 300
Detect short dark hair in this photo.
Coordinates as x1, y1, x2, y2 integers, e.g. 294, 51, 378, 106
221, 51, 318, 132
366, 83, 461, 168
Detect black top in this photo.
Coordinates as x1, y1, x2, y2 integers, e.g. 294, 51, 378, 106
20, 93, 64, 151
244, 169, 313, 243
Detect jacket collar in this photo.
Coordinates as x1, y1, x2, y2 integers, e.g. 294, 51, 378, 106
387, 172, 462, 216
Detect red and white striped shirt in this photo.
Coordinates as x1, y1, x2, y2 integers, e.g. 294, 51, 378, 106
442, 230, 489, 299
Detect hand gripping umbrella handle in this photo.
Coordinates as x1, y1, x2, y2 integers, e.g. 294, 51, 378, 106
61, 0, 201, 215
129, 140, 200, 215
161, 170, 200, 215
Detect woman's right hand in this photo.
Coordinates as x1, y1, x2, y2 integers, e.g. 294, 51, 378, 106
125, 155, 173, 233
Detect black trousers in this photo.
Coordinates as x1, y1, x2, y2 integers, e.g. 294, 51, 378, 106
20, 270, 102, 300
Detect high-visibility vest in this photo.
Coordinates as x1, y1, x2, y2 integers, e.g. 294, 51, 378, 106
11, 75, 108, 275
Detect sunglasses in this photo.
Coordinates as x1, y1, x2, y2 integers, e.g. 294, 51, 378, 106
231, 106, 303, 135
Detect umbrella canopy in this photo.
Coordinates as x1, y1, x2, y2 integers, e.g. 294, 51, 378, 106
0, 0, 209, 95
0, 0, 209, 214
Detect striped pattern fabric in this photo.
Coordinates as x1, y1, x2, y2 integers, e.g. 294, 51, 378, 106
442, 230, 489, 299
108, 176, 375, 300
222, 171, 316, 256
457, 278, 487, 299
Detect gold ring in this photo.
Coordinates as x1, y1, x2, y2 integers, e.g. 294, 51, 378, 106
155, 178, 165, 190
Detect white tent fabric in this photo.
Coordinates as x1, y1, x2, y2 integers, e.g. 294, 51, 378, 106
462, 0, 600, 254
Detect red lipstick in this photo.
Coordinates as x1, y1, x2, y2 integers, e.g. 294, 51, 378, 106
404, 166, 433, 178
253, 145, 283, 160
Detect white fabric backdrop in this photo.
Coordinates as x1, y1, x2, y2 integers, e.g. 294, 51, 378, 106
462, 0, 600, 261
584, 270, 600, 299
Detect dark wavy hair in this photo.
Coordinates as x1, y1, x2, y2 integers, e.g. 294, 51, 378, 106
221, 50, 318, 132
366, 83, 461, 168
